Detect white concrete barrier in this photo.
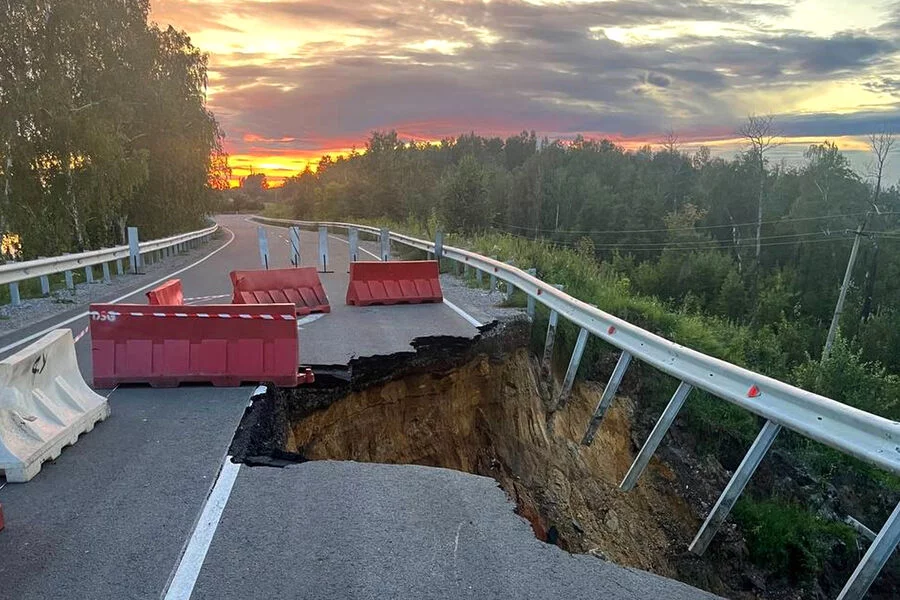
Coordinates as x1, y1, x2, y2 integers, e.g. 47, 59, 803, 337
0, 329, 110, 482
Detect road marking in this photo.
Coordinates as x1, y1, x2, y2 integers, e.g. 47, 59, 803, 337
185, 294, 230, 304
328, 234, 380, 260
296, 313, 326, 327
0, 227, 236, 357
73, 326, 89, 344
163, 457, 241, 600
442, 299, 483, 328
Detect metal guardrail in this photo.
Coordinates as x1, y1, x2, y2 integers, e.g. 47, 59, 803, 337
0, 224, 219, 302
257, 216, 899, 600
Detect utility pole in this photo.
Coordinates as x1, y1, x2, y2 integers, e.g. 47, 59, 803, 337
822, 129, 894, 361
822, 221, 865, 361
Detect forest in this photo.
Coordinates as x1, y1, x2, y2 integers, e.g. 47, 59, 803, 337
275, 129, 900, 381
0, 0, 227, 259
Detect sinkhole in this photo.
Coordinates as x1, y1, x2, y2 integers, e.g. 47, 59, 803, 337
228, 319, 711, 589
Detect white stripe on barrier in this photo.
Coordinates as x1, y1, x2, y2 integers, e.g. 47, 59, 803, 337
89, 311, 297, 321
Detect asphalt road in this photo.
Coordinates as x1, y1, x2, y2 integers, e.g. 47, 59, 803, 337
0, 214, 719, 600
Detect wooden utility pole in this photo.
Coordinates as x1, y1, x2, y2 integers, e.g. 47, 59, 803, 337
821, 130, 894, 360
822, 221, 864, 360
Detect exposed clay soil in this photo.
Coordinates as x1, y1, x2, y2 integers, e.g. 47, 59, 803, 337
228, 319, 891, 599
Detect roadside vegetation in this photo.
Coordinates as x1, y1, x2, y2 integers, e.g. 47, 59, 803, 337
0, 1, 227, 260
264, 129, 900, 593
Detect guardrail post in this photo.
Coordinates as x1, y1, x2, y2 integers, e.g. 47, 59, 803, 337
503, 260, 516, 301
689, 420, 782, 555
348, 228, 359, 263
318, 226, 330, 272
128, 227, 141, 274
9, 282, 20, 306
257, 226, 270, 269
40, 275, 50, 296
84, 266, 94, 284
490, 257, 498, 291
290, 226, 301, 266
115, 259, 123, 276
526, 269, 537, 319
837, 500, 900, 600
555, 328, 590, 410
380, 228, 390, 261
620, 382, 693, 491
581, 350, 633, 445
476, 268, 483, 286
65, 270, 74, 289
541, 309, 559, 376
102, 262, 111, 283
435, 231, 443, 269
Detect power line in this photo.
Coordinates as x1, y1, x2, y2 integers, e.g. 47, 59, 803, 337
495, 211, 899, 236
492, 227, 834, 248
494, 229, 853, 252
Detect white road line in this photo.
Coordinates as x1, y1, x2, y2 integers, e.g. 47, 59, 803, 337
442, 299, 483, 328
296, 313, 326, 327
73, 326, 89, 344
184, 294, 230, 305
0, 227, 236, 356
327, 234, 380, 260
163, 457, 241, 600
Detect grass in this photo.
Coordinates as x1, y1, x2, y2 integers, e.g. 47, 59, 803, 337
733, 498, 856, 583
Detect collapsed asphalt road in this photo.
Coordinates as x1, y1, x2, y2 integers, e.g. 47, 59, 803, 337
0, 215, 720, 600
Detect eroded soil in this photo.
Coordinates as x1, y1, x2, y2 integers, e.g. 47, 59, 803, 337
228, 319, 886, 599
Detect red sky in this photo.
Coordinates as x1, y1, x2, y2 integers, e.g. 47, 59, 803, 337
150, 0, 900, 187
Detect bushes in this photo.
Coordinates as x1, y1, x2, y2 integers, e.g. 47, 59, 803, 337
793, 336, 900, 421
733, 498, 855, 582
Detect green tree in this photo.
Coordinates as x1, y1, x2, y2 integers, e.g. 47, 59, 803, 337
439, 154, 489, 234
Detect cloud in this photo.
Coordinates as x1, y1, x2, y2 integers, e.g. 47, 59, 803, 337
150, 0, 900, 163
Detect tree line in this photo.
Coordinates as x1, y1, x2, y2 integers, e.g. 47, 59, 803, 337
276, 128, 900, 376
0, 0, 227, 260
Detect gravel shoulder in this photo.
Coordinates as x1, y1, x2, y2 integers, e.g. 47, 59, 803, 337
439, 272, 524, 324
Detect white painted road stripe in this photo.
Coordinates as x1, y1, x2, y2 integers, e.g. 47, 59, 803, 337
443, 299, 483, 328
163, 457, 241, 600
73, 325, 89, 344
328, 234, 380, 260
0, 226, 237, 357
184, 294, 230, 305
296, 313, 326, 327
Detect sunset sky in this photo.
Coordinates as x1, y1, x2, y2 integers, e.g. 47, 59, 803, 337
149, 0, 900, 186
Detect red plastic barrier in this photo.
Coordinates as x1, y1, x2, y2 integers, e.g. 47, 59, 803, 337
89, 303, 299, 388
346, 260, 443, 306
230, 267, 330, 316
146, 279, 184, 306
